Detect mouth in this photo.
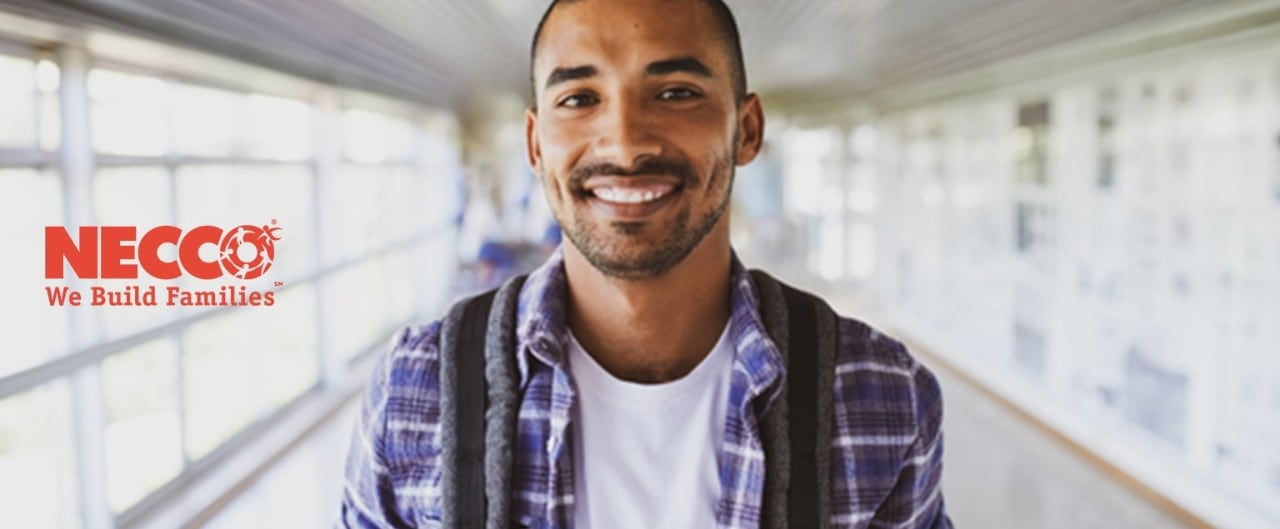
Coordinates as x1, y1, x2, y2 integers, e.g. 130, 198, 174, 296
580, 177, 683, 219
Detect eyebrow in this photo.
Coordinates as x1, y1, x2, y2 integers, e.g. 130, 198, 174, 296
544, 65, 597, 90
542, 56, 714, 91
645, 56, 713, 78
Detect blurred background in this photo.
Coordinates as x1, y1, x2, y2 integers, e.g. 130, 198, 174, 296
0, 0, 1278, 528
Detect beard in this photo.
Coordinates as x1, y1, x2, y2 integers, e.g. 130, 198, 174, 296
554, 148, 736, 281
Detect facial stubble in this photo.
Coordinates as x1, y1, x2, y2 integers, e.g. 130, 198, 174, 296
555, 145, 737, 281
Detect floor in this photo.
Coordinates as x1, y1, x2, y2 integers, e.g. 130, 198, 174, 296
932, 361, 1190, 528
200, 402, 358, 529
198, 325, 1192, 529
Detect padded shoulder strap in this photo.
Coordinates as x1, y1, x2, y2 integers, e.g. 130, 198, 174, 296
439, 274, 527, 529
751, 269, 838, 529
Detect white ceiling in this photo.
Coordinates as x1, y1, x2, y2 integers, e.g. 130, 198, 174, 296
6, 0, 1234, 110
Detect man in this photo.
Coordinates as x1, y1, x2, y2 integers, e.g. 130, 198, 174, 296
340, 1, 952, 528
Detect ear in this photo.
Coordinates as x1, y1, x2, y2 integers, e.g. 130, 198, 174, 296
525, 107, 543, 178
734, 93, 765, 166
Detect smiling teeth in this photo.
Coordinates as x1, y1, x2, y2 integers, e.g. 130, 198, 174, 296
593, 187, 670, 204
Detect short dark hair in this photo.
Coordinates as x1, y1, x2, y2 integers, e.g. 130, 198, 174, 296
529, 0, 748, 103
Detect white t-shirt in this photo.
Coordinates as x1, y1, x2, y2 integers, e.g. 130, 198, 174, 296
567, 323, 735, 529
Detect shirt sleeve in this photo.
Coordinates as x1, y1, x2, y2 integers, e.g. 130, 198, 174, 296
869, 363, 952, 529
337, 328, 418, 529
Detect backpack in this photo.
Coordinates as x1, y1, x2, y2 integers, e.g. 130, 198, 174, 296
436, 269, 838, 529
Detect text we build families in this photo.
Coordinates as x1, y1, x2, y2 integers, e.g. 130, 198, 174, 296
43, 222, 282, 308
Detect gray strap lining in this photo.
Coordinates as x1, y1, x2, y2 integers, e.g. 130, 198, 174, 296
812, 294, 836, 529
483, 274, 526, 529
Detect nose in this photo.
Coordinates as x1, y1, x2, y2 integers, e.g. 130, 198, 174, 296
591, 96, 662, 169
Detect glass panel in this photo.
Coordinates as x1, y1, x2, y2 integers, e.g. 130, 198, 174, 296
416, 122, 465, 229
0, 386, 76, 529
92, 167, 175, 339
343, 109, 412, 164
38, 91, 59, 152
182, 285, 317, 460
323, 258, 393, 362
34, 59, 59, 93
36, 60, 59, 151
847, 220, 876, 280
1, 169, 68, 377
93, 166, 171, 225
182, 309, 256, 460
418, 123, 457, 166
257, 286, 318, 407
244, 94, 310, 161
89, 69, 169, 156
782, 128, 835, 215
380, 251, 414, 329
172, 84, 245, 157
0, 54, 35, 148
846, 125, 878, 214
101, 339, 182, 513
323, 165, 384, 264
382, 167, 417, 242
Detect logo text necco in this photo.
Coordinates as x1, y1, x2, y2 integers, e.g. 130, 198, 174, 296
45, 224, 283, 280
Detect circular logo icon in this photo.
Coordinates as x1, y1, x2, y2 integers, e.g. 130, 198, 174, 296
218, 224, 282, 280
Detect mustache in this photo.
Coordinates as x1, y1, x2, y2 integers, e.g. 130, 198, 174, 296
568, 156, 700, 189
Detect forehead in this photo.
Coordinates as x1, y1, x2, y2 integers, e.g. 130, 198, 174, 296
533, 0, 728, 83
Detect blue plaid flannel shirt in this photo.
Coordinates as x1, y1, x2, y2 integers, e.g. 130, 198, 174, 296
340, 249, 951, 528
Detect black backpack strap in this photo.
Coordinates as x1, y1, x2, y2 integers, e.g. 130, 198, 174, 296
783, 282, 820, 529
751, 269, 837, 529
439, 274, 527, 529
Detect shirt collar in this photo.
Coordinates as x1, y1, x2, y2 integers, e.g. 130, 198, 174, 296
515, 246, 571, 386
514, 246, 786, 404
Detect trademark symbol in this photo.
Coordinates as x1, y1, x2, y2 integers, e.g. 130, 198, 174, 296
271, 218, 278, 225
274, 281, 283, 287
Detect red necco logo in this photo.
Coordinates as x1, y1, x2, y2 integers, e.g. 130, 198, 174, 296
45, 221, 282, 280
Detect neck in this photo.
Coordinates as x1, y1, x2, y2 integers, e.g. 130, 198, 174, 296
563, 221, 732, 383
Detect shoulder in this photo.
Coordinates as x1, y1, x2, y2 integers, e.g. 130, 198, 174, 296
369, 320, 446, 453
349, 320, 446, 523
830, 315, 944, 435
381, 320, 444, 388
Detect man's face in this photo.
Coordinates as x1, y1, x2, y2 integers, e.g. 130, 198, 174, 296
526, 0, 762, 280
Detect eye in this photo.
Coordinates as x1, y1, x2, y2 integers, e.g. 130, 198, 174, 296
557, 93, 598, 108
658, 87, 701, 101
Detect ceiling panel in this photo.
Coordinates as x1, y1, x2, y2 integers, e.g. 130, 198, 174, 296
8, 0, 1239, 110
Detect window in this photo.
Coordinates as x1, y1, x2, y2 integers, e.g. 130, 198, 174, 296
245, 95, 311, 161
343, 109, 411, 164
0, 169, 67, 377
0, 54, 35, 148
182, 286, 317, 460
171, 84, 245, 157
2, 28, 462, 526
101, 339, 183, 513
0, 384, 75, 528
89, 69, 169, 156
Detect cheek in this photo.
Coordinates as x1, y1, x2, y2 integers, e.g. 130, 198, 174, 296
666, 124, 734, 183
538, 116, 589, 157
537, 167, 581, 218
540, 170, 573, 210
537, 123, 586, 187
